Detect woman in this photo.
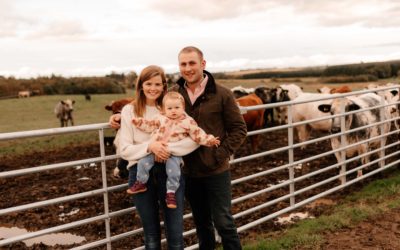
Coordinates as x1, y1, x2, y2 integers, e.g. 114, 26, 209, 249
117, 65, 198, 249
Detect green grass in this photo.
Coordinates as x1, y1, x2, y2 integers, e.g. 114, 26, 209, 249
0, 93, 132, 157
0, 93, 132, 132
243, 169, 400, 250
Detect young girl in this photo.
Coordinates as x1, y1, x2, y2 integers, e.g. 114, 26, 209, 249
128, 92, 220, 209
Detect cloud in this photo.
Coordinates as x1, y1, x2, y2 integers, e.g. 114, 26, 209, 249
287, 0, 400, 27
0, 1, 36, 38
27, 20, 88, 40
147, 0, 277, 20
147, 0, 400, 27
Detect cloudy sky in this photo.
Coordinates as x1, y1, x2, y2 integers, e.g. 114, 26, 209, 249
1, 0, 400, 78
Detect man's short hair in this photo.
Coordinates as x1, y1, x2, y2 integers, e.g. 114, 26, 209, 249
179, 46, 204, 61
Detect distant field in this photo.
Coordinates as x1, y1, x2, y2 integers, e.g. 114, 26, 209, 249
0, 93, 132, 156
0, 93, 132, 133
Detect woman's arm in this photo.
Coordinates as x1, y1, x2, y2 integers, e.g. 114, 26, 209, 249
118, 106, 151, 162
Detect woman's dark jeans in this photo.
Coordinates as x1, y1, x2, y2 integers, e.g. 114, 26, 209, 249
128, 162, 185, 250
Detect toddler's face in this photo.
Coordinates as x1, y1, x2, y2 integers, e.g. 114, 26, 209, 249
164, 98, 184, 119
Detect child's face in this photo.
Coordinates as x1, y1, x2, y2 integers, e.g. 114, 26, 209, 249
164, 98, 184, 119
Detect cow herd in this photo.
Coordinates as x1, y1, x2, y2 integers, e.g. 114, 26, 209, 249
51, 82, 400, 178
233, 82, 400, 176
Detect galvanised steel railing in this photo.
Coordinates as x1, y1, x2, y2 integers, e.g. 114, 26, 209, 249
1, 85, 399, 249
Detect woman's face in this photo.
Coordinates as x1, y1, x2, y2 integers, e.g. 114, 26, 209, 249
141, 75, 164, 105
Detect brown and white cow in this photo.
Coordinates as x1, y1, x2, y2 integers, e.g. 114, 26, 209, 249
236, 93, 265, 152
317, 85, 352, 94
54, 99, 75, 127
318, 93, 391, 177
105, 98, 134, 178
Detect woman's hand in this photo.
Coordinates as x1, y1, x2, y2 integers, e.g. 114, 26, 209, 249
148, 141, 170, 161
109, 114, 121, 129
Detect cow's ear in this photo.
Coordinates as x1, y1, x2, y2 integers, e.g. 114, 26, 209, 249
390, 90, 398, 96
72, 100, 75, 104
105, 105, 112, 111
61, 100, 65, 104
318, 104, 331, 113
348, 103, 360, 111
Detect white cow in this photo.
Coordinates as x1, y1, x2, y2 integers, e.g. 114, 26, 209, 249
291, 92, 334, 148
318, 93, 391, 177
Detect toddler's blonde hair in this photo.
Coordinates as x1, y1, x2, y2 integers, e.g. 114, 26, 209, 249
162, 92, 185, 109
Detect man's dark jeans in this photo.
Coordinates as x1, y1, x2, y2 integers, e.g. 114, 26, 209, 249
185, 170, 242, 250
129, 162, 185, 250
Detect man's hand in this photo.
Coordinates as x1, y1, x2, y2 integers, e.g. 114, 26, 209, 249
109, 114, 121, 129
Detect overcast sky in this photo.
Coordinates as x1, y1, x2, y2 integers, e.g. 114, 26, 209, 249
1, 0, 400, 78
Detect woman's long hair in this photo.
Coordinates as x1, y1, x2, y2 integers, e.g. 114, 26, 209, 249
133, 65, 167, 117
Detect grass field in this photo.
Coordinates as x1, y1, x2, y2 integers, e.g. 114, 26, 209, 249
0, 93, 132, 156
0, 93, 132, 133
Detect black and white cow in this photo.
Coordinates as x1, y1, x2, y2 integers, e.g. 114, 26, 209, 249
274, 84, 303, 125
318, 93, 391, 177
54, 99, 75, 127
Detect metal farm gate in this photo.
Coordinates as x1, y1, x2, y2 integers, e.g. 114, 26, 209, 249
1, 86, 399, 249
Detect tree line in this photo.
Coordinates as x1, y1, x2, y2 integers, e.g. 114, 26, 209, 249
235, 60, 400, 82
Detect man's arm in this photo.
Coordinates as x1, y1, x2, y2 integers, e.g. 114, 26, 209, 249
216, 88, 247, 161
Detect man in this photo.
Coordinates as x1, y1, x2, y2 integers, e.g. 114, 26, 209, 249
109, 46, 247, 249
172, 46, 247, 250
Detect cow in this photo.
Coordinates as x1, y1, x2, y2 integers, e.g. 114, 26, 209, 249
18, 91, 30, 98
273, 84, 304, 125
54, 99, 75, 127
105, 98, 134, 179
318, 93, 391, 177
258, 87, 277, 126
291, 93, 335, 148
274, 87, 290, 124
84, 93, 91, 101
105, 98, 134, 115
231, 86, 254, 99
366, 83, 400, 130
236, 93, 265, 152
318, 85, 352, 94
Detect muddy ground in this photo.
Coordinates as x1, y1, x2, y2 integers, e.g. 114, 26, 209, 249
1, 128, 400, 249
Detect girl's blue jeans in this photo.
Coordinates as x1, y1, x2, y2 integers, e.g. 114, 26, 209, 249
128, 162, 184, 250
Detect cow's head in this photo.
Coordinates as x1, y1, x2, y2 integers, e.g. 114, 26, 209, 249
61, 99, 75, 113
318, 99, 360, 133
254, 86, 275, 104
105, 98, 134, 114
278, 89, 290, 102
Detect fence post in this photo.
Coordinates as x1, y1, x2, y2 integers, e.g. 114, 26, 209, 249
339, 98, 347, 185
287, 104, 295, 206
99, 128, 112, 250
378, 91, 386, 168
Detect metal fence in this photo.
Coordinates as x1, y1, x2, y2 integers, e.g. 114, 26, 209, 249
1, 86, 399, 249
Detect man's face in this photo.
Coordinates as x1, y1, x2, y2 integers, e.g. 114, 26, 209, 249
178, 51, 206, 85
